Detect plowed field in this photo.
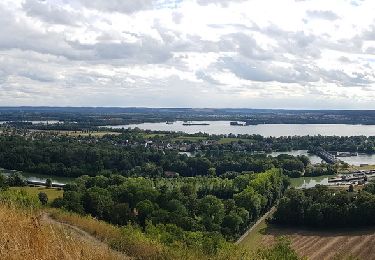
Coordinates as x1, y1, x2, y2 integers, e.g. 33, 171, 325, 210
261, 226, 375, 259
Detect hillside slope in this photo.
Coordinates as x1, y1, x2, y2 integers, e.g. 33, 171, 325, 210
0, 203, 126, 260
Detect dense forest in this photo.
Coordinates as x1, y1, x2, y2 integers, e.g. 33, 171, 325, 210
273, 184, 375, 227
51, 169, 289, 252
0, 135, 327, 178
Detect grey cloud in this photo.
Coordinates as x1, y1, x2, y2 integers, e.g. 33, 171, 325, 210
256, 25, 321, 59
18, 70, 56, 82
77, 0, 154, 13
320, 69, 374, 86
219, 57, 319, 84
23, 0, 79, 25
172, 12, 183, 24
69, 35, 173, 64
0, 6, 92, 60
222, 33, 274, 60
362, 25, 375, 40
197, 0, 246, 6
338, 56, 351, 63
306, 10, 339, 20
218, 54, 374, 87
196, 71, 223, 85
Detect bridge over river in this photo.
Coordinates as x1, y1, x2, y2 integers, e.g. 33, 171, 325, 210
310, 148, 338, 164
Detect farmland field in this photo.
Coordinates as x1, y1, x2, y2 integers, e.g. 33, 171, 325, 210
242, 223, 375, 259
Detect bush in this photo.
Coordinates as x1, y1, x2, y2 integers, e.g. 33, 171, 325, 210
38, 192, 48, 205
254, 236, 302, 260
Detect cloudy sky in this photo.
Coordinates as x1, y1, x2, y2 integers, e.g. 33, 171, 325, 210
0, 0, 375, 108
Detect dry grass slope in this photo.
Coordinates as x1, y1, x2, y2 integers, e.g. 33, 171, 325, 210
0, 204, 124, 260
48, 209, 249, 260
48, 209, 166, 259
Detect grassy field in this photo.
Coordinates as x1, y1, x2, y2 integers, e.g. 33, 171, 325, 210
142, 133, 166, 138
60, 131, 121, 137
10, 186, 63, 203
239, 215, 269, 252
218, 138, 240, 144
172, 136, 208, 142
33, 130, 122, 137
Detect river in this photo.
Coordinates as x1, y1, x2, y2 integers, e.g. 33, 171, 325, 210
269, 150, 375, 166
0, 168, 73, 185
104, 121, 375, 137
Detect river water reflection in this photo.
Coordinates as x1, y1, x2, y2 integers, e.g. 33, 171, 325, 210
269, 150, 323, 164
290, 175, 331, 189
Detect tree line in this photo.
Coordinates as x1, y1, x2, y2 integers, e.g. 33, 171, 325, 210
273, 184, 375, 227
0, 135, 316, 178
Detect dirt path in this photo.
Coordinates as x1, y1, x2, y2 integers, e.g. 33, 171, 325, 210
236, 206, 276, 245
41, 212, 130, 260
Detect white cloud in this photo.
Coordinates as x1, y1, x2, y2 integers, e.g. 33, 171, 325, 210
0, 0, 374, 108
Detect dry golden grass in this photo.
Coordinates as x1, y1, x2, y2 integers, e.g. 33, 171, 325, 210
48, 209, 248, 260
48, 209, 165, 259
0, 204, 124, 260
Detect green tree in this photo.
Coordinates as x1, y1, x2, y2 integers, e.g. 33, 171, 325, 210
45, 178, 52, 188
0, 174, 8, 190
61, 191, 85, 214
137, 199, 156, 226
38, 192, 48, 205
110, 203, 133, 225
7, 172, 27, 187
82, 187, 114, 219
234, 187, 263, 220
198, 195, 224, 231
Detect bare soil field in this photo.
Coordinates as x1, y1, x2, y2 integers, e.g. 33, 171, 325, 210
260, 225, 375, 260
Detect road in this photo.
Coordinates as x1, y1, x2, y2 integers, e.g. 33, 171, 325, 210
235, 206, 276, 245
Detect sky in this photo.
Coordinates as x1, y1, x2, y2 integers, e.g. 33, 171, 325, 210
0, 0, 375, 109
